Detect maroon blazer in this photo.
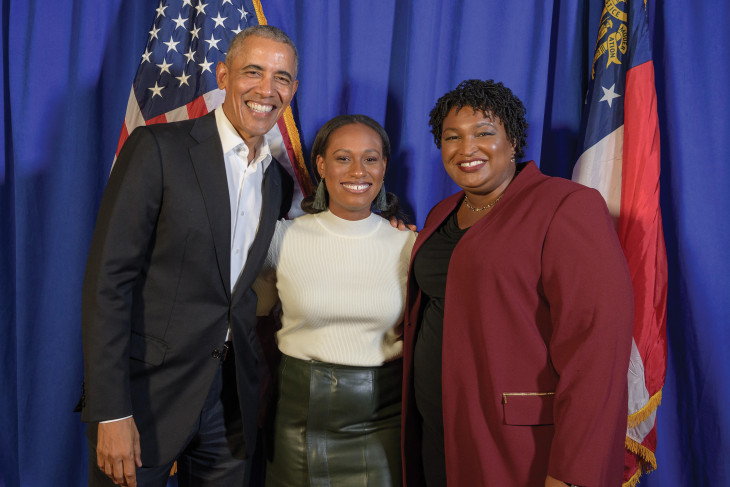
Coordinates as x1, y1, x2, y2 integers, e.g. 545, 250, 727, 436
401, 162, 634, 486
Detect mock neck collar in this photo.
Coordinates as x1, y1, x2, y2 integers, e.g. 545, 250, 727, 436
313, 210, 382, 238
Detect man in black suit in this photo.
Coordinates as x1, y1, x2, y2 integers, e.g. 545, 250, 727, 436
80, 25, 297, 487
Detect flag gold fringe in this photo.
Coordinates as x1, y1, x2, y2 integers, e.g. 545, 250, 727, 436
622, 465, 642, 487
622, 388, 662, 487
627, 389, 662, 429
622, 435, 657, 487
252, 0, 267, 25
170, 461, 177, 476
625, 435, 657, 471
282, 106, 314, 194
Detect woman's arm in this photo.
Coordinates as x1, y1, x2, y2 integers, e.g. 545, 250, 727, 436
541, 187, 634, 485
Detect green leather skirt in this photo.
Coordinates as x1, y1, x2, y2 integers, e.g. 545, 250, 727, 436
265, 354, 403, 487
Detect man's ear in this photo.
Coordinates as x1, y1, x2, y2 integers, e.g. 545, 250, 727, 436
291, 79, 299, 98
215, 61, 228, 90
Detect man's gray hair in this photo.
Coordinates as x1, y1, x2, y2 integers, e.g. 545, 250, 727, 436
225, 25, 298, 77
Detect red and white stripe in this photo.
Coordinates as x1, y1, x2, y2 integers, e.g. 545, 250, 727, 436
573, 58, 667, 485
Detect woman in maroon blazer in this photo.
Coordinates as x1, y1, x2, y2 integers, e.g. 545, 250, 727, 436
401, 79, 634, 487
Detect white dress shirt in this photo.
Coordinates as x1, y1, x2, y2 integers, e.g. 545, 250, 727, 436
214, 106, 272, 292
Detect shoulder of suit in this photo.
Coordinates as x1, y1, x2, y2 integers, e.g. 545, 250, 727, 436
530, 172, 602, 202
515, 163, 596, 201
510, 169, 609, 224
127, 118, 201, 145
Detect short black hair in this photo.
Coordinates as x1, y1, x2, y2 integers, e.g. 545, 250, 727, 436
428, 79, 528, 160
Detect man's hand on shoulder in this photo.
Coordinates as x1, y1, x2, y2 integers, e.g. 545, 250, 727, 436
389, 216, 417, 232
97, 417, 142, 486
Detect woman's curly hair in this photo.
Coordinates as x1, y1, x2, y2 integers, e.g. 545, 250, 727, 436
428, 79, 528, 161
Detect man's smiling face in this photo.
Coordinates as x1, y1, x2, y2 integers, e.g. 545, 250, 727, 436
216, 35, 298, 152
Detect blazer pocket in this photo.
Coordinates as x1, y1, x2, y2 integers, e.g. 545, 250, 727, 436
129, 332, 168, 366
502, 392, 555, 426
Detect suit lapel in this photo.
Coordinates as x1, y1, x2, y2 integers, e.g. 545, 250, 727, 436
410, 191, 463, 263
231, 161, 282, 306
189, 113, 231, 298
406, 191, 462, 340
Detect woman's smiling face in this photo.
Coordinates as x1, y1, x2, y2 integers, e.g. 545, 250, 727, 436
316, 123, 387, 221
439, 106, 515, 200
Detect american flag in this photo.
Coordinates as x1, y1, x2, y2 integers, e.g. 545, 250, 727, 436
116, 0, 312, 209
573, 1, 668, 485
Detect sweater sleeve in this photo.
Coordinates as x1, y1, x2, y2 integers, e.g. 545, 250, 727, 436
541, 188, 634, 486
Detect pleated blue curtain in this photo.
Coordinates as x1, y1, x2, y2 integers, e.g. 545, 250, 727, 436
647, 2, 730, 485
1, 1, 728, 485
0, 1, 151, 485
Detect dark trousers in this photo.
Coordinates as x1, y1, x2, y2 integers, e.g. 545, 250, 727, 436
88, 354, 253, 487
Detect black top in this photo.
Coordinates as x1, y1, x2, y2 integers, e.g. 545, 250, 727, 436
412, 209, 467, 486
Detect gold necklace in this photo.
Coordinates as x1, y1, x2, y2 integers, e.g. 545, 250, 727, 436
463, 192, 505, 212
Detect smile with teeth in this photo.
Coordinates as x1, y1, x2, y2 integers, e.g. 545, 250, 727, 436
341, 183, 371, 193
459, 159, 486, 168
246, 101, 273, 113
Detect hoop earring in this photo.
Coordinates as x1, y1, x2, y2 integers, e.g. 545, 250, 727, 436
312, 178, 327, 210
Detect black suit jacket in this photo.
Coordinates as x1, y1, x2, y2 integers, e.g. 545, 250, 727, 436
80, 112, 293, 465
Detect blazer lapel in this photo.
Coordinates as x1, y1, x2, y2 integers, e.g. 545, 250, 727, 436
189, 113, 231, 298
406, 191, 462, 335
231, 161, 282, 306
410, 191, 463, 263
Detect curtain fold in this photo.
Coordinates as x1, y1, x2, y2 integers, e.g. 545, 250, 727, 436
1, 0, 727, 485
645, 2, 730, 485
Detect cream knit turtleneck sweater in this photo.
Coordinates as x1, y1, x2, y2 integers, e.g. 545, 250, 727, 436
257, 210, 416, 366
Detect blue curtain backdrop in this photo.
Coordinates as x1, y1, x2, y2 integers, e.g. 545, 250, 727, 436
0, 1, 727, 485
